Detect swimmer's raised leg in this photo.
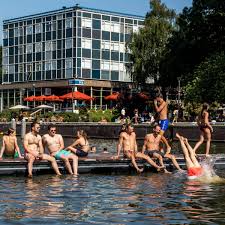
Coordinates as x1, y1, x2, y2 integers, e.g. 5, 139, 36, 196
176, 133, 194, 169
183, 138, 201, 168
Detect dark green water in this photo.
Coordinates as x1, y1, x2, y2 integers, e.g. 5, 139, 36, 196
0, 172, 224, 224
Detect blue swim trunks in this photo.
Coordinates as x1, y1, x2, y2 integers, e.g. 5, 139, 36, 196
54, 149, 71, 160
159, 119, 169, 131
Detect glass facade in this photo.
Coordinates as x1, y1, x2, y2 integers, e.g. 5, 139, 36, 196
2, 6, 144, 83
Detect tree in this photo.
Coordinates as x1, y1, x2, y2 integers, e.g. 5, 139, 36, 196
0, 46, 2, 84
126, 0, 176, 86
185, 52, 225, 103
160, 0, 225, 88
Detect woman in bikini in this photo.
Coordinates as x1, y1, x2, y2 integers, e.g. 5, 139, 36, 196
193, 103, 213, 156
176, 133, 203, 179
66, 130, 90, 157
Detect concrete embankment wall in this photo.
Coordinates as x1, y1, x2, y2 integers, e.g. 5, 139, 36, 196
0, 122, 224, 142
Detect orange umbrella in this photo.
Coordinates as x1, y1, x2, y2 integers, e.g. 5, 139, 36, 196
59, 91, 92, 101
104, 92, 120, 101
34, 95, 46, 101
45, 95, 63, 102
24, 96, 36, 102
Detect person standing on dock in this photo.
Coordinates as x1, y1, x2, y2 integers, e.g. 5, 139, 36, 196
193, 103, 213, 156
0, 128, 23, 159
142, 124, 182, 172
23, 122, 61, 178
153, 92, 171, 149
42, 125, 78, 175
113, 123, 164, 173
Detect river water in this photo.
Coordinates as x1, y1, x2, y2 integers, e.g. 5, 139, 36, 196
0, 138, 225, 224
0, 171, 225, 225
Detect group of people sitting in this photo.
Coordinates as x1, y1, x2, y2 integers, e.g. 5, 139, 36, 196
0, 122, 89, 177
0, 121, 205, 179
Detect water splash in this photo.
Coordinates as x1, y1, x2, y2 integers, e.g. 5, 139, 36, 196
197, 155, 225, 183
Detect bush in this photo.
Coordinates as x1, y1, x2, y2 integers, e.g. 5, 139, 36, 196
88, 109, 115, 122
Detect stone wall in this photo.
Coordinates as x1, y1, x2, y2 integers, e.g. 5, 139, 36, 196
1, 122, 224, 142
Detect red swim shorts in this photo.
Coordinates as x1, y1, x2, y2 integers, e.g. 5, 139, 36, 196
187, 167, 203, 177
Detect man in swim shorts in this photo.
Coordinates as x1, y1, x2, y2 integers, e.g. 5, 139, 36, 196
0, 128, 23, 159
154, 92, 169, 134
113, 123, 163, 173
42, 124, 78, 175
176, 133, 203, 179
23, 122, 61, 178
142, 124, 182, 172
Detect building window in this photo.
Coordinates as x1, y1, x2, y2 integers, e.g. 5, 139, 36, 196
111, 42, 119, 51
102, 21, 111, 32
3, 57, 9, 65
14, 28, 19, 37
26, 64, 32, 72
66, 18, 72, 29
65, 58, 72, 77
111, 62, 119, 71
92, 19, 101, 29
26, 44, 33, 54
111, 22, 120, 33
52, 21, 56, 31
18, 46, 23, 55
26, 25, 33, 35
35, 23, 42, 33
46, 22, 51, 32
82, 38, 91, 49
125, 24, 133, 33
51, 60, 57, 70
82, 18, 92, 28
65, 38, 72, 49
101, 60, 110, 70
35, 43, 42, 52
45, 61, 51, 71
3, 48, 9, 57
52, 41, 56, 51
101, 70, 110, 80
101, 41, 110, 50
19, 27, 23, 36
82, 58, 91, 69
35, 62, 42, 71
46, 41, 51, 51
3, 65, 8, 74
3, 30, 8, 39
119, 43, 125, 52
19, 65, 23, 73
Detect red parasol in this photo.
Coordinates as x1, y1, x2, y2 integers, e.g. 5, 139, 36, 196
24, 96, 36, 102
59, 91, 93, 101
45, 95, 63, 102
104, 92, 120, 101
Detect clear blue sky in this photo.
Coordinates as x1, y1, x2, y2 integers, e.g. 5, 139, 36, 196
0, 0, 192, 44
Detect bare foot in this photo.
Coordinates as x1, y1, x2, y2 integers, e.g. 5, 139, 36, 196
164, 169, 172, 174
157, 166, 165, 172
137, 168, 144, 173
28, 174, 33, 178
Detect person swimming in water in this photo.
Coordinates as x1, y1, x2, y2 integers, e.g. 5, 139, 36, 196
0, 128, 23, 159
176, 133, 203, 179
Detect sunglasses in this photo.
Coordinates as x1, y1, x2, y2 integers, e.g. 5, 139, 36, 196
50, 130, 56, 132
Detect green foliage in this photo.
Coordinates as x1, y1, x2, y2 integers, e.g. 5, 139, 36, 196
161, 0, 225, 87
0, 110, 13, 122
88, 109, 114, 122
0, 46, 2, 83
184, 52, 225, 103
127, 0, 176, 86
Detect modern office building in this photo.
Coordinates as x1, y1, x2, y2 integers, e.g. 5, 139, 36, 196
1, 5, 144, 110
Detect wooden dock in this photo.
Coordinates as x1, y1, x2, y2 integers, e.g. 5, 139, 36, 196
0, 154, 225, 176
